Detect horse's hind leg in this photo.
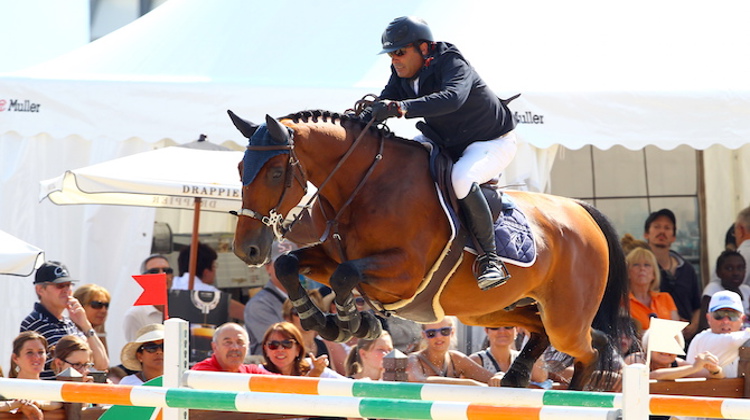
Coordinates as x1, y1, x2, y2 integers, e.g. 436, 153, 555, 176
502, 331, 549, 388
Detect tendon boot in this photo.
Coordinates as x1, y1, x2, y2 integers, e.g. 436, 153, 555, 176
459, 183, 511, 290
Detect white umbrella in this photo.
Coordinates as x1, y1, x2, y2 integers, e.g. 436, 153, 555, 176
39, 138, 245, 288
0, 230, 45, 277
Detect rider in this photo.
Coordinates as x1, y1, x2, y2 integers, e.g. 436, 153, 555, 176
363, 16, 518, 291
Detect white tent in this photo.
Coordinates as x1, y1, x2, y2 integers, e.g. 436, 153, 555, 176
2, 0, 750, 369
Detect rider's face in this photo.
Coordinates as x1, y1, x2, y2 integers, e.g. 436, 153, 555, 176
390, 43, 426, 79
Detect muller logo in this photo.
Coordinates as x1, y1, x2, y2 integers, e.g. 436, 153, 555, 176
0, 99, 41, 112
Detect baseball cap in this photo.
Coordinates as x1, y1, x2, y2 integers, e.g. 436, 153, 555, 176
708, 290, 744, 313
34, 261, 78, 284
644, 209, 676, 232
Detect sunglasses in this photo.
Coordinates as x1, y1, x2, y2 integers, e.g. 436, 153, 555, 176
138, 343, 164, 353
89, 300, 110, 310
144, 267, 174, 275
63, 359, 94, 371
712, 309, 742, 321
487, 326, 515, 331
424, 327, 452, 339
265, 339, 296, 350
387, 44, 413, 58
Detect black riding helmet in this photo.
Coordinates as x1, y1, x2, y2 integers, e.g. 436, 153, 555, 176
379, 16, 433, 54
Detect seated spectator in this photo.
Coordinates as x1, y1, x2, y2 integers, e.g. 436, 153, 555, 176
245, 241, 290, 355
8, 331, 63, 413
469, 325, 547, 384
625, 329, 723, 380
344, 331, 394, 380
686, 290, 750, 378
618, 315, 643, 357
406, 316, 502, 386
124, 254, 173, 341
626, 247, 679, 331
120, 324, 165, 385
192, 322, 269, 374
260, 322, 341, 378
50, 335, 95, 381
73, 284, 111, 352
699, 250, 749, 331
172, 243, 245, 320
20, 261, 109, 376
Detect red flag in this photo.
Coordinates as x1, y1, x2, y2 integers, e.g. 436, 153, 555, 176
133, 273, 167, 306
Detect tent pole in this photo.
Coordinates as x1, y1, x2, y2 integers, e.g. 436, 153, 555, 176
188, 198, 201, 290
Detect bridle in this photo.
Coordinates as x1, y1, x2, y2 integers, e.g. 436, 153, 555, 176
232, 116, 382, 258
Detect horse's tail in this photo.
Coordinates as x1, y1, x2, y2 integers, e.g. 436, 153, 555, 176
578, 200, 630, 390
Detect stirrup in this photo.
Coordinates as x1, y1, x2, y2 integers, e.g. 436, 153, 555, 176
474, 253, 511, 291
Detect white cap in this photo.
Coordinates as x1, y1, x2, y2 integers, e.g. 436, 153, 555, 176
708, 290, 744, 313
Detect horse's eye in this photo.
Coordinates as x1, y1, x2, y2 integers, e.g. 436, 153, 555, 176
270, 167, 284, 180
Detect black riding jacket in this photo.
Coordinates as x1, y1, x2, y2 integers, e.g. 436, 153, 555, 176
380, 42, 515, 159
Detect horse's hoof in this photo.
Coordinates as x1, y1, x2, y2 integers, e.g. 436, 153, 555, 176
353, 311, 382, 339
500, 371, 530, 388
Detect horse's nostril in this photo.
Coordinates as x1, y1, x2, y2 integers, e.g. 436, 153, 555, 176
247, 245, 260, 258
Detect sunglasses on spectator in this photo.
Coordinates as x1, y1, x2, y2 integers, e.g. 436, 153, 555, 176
487, 326, 515, 331
387, 44, 413, 58
144, 267, 174, 275
89, 300, 109, 309
138, 343, 164, 353
712, 309, 742, 321
63, 359, 94, 371
265, 339, 296, 350
424, 327, 452, 339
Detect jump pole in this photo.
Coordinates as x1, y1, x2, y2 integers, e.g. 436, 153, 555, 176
0, 379, 621, 420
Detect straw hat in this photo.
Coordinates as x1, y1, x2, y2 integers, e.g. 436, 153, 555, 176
120, 324, 165, 371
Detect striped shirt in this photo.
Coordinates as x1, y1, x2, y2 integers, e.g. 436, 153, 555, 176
20, 302, 85, 378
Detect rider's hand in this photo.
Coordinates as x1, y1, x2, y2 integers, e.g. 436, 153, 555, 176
370, 100, 404, 122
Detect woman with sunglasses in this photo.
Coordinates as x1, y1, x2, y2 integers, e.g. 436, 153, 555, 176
74, 283, 111, 352
119, 324, 164, 385
51, 334, 95, 381
260, 322, 343, 378
7, 331, 63, 417
469, 326, 548, 385
406, 317, 502, 386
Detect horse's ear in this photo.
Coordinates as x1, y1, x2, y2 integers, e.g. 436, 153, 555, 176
227, 110, 259, 139
265, 114, 291, 144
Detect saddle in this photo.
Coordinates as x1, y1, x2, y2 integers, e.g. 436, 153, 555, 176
377, 138, 536, 322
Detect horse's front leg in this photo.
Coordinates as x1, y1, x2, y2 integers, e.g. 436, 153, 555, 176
275, 247, 349, 342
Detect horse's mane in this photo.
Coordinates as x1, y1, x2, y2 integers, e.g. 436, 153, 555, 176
279, 110, 412, 144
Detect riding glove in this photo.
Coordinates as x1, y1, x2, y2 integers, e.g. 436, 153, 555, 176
371, 100, 404, 122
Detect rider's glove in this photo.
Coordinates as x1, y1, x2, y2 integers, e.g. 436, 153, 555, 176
370, 100, 404, 122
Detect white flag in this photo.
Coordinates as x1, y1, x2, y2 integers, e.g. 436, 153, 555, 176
648, 318, 689, 356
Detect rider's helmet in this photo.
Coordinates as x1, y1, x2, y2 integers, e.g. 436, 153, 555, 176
379, 16, 433, 54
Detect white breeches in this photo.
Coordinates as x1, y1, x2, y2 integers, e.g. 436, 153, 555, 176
416, 131, 518, 199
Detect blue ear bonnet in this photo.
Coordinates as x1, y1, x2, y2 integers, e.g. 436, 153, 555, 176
242, 123, 292, 186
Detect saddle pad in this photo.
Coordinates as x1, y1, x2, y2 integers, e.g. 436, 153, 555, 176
465, 203, 537, 267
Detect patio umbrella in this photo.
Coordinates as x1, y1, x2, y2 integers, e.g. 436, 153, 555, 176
0, 229, 45, 277
39, 136, 244, 289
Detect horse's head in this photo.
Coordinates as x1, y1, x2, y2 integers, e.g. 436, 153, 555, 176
228, 111, 307, 266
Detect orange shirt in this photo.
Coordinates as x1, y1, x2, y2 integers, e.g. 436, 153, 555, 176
629, 291, 678, 330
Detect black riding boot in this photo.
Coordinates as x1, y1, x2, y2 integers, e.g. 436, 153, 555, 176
459, 183, 511, 290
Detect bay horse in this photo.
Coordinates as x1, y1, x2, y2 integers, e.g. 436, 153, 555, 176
229, 110, 629, 391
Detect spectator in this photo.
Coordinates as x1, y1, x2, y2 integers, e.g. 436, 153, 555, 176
50, 335, 94, 381
119, 324, 165, 385
469, 326, 547, 384
172, 242, 244, 320
626, 247, 679, 331
8, 331, 63, 414
686, 290, 750, 378
618, 315, 643, 357
244, 241, 290, 355
73, 283, 111, 352
406, 316, 502, 386
191, 322, 269, 373
734, 206, 750, 285
20, 261, 109, 377
123, 255, 173, 341
344, 331, 394, 380
644, 209, 702, 341
699, 251, 749, 331
260, 322, 341, 378
620, 233, 649, 256
625, 329, 723, 380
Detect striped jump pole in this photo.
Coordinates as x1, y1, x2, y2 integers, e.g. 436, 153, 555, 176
0, 378, 620, 420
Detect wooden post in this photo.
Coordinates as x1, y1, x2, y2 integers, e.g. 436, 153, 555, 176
739, 338, 750, 398
382, 349, 409, 382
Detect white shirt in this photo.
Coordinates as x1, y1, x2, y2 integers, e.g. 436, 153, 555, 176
119, 374, 144, 386
123, 305, 163, 341
686, 328, 750, 378
171, 273, 219, 292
